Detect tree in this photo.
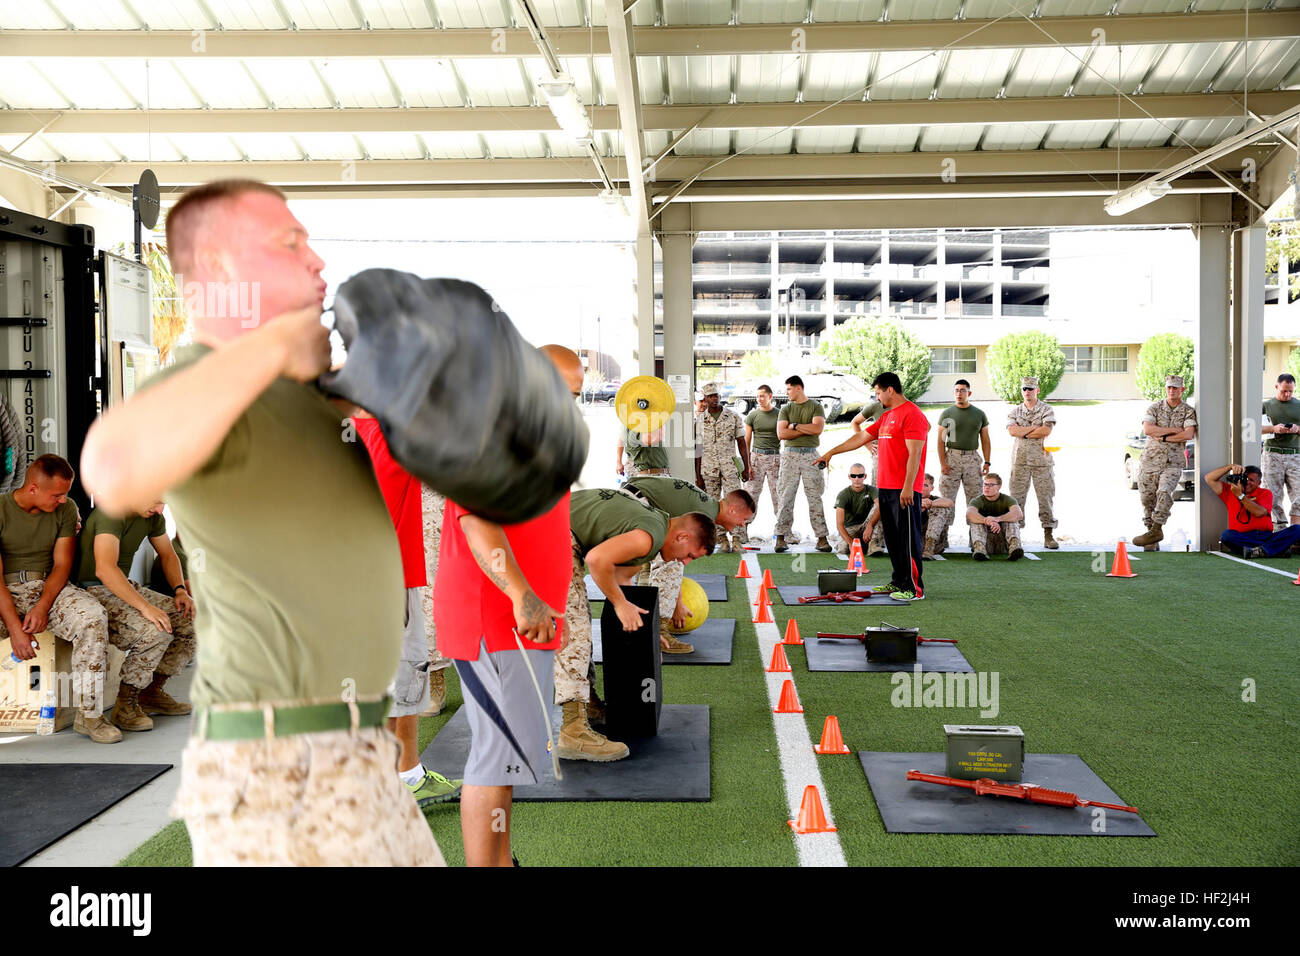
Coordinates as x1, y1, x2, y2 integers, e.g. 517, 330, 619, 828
985, 330, 1066, 402
1135, 332, 1195, 401
818, 317, 932, 399
739, 349, 778, 383
113, 242, 188, 364
1288, 346, 1300, 381
1266, 202, 1300, 303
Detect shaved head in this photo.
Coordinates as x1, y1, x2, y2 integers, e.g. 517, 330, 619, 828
541, 344, 584, 396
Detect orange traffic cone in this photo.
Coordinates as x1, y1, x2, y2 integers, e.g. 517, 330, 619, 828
753, 586, 772, 608
1106, 540, 1137, 578
767, 643, 792, 673
781, 619, 804, 646
773, 679, 802, 713
1293, 564, 1300, 586
753, 600, 775, 625
788, 785, 837, 833
760, 568, 775, 590
847, 538, 865, 573
735, 558, 752, 579
813, 715, 851, 755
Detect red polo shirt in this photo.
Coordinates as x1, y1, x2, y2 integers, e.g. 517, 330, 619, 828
435, 493, 570, 659
355, 417, 426, 589
1218, 486, 1273, 533
866, 400, 929, 493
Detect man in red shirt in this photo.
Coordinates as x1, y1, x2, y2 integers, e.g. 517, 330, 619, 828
817, 371, 928, 601
1205, 464, 1300, 558
355, 411, 463, 807
436, 345, 582, 866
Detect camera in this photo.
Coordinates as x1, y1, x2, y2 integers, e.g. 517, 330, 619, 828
1222, 472, 1247, 486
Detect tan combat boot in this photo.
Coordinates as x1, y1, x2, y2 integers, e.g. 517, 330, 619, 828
774, 535, 788, 553
421, 669, 446, 717
1132, 524, 1163, 550
717, 537, 733, 554
110, 683, 154, 732
138, 672, 192, 716
556, 701, 629, 762
815, 536, 833, 553
661, 631, 695, 655
74, 712, 123, 744
1043, 528, 1059, 550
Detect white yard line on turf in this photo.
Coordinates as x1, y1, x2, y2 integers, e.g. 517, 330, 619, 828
1024, 553, 1041, 561
1208, 550, 1299, 579
744, 552, 847, 867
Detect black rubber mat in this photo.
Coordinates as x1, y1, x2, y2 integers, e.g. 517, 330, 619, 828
586, 573, 728, 603
804, 635, 973, 673
775, 585, 910, 607
859, 751, 1155, 836
593, 618, 735, 665
0, 763, 173, 866
420, 704, 710, 802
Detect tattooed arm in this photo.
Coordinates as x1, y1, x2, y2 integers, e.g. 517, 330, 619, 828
458, 514, 563, 646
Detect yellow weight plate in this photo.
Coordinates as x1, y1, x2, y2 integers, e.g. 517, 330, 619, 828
668, 577, 709, 633
616, 375, 676, 434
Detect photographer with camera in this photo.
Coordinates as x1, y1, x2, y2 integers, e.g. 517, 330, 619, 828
1204, 464, 1300, 558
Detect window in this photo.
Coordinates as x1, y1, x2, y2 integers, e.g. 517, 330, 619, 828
931, 347, 977, 374
1063, 346, 1128, 373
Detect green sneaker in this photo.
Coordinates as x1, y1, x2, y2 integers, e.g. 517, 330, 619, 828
871, 583, 901, 595
407, 768, 463, 807
889, 590, 924, 603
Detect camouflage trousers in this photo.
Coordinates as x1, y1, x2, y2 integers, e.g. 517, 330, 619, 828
419, 486, 452, 672
1009, 459, 1056, 529
1, 581, 108, 718
554, 535, 596, 705
172, 725, 445, 867
636, 557, 684, 622
1138, 461, 1181, 527
969, 522, 1022, 555
776, 450, 829, 538
86, 583, 196, 688
1262, 449, 1300, 527
702, 459, 743, 547
843, 521, 886, 556
922, 505, 955, 555
940, 449, 983, 512
744, 451, 780, 540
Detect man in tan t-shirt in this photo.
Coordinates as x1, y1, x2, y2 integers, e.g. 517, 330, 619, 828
0, 455, 116, 743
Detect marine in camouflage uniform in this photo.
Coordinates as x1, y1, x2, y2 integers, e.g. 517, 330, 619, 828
2, 579, 110, 719
694, 383, 748, 552
419, 485, 453, 716
620, 424, 670, 479
1133, 375, 1197, 549
775, 391, 831, 549
1261, 377, 1300, 530
1006, 376, 1058, 543
744, 390, 783, 543
86, 584, 195, 694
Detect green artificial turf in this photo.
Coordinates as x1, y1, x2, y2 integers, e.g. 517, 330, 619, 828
119, 548, 1298, 867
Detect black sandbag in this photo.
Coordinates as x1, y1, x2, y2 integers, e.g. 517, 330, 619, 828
321, 270, 589, 523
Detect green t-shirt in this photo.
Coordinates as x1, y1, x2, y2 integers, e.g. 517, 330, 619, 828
971, 492, 1018, 518
623, 425, 669, 470
938, 403, 989, 451
74, 508, 167, 586
745, 407, 781, 451
623, 476, 720, 521
835, 485, 877, 526
0, 494, 79, 574
150, 535, 188, 594
570, 489, 669, 566
1264, 397, 1300, 451
137, 344, 405, 711
779, 399, 826, 449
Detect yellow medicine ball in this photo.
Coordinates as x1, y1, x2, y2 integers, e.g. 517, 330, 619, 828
670, 577, 710, 633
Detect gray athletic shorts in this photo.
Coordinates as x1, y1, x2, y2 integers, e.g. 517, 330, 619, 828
454, 637, 556, 787
388, 587, 432, 718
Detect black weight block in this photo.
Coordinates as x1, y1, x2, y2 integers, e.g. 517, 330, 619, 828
599, 584, 661, 738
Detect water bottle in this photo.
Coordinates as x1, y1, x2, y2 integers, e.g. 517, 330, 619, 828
1, 652, 19, 672
37, 686, 56, 735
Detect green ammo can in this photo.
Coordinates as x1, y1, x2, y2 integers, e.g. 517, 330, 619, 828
943, 724, 1025, 782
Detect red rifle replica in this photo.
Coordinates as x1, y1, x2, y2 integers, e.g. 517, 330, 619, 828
798, 590, 877, 605
905, 770, 1139, 814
